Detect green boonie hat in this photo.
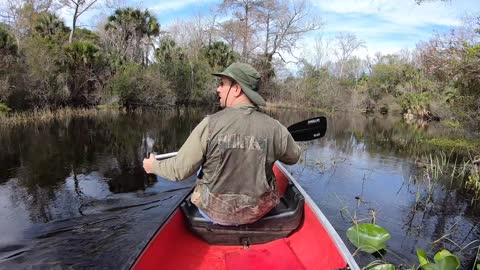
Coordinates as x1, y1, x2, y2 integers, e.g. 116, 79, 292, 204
212, 63, 266, 106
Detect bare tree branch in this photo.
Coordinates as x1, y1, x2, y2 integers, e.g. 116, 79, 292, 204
60, 0, 99, 43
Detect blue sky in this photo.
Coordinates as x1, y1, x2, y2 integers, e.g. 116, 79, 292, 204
58, 0, 480, 59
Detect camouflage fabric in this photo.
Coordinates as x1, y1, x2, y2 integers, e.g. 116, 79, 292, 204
151, 105, 301, 225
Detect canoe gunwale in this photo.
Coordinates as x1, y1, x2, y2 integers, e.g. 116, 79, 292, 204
275, 161, 360, 270
128, 185, 194, 270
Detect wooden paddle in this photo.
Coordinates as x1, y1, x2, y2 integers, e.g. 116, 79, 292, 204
154, 116, 327, 160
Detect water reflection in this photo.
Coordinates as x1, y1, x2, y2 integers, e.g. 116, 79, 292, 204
286, 111, 479, 268
0, 107, 478, 268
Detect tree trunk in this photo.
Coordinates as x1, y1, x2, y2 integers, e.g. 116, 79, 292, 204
69, 5, 79, 43
242, 2, 249, 60
264, 13, 270, 55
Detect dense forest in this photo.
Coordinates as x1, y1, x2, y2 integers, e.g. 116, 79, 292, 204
0, 0, 479, 129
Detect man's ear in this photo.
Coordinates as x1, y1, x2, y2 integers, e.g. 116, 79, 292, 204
233, 84, 242, 97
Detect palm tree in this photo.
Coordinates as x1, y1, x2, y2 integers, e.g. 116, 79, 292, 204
201, 41, 237, 71
155, 38, 186, 64
64, 40, 101, 105
143, 10, 160, 65
65, 40, 99, 66
0, 24, 17, 54
33, 13, 68, 39
105, 8, 160, 65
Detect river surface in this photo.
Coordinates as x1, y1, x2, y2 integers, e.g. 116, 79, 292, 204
0, 107, 479, 269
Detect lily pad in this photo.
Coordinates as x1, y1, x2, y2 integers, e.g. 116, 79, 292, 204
417, 249, 460, 270
368, 264, 395, 270
417, 248, 430, 266
346, 223, 391, 253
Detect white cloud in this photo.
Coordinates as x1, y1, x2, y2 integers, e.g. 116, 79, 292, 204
150, 0, 217, 13
313, 0, 476, 27
58, 7, 74, 26
298, 0, 480, 61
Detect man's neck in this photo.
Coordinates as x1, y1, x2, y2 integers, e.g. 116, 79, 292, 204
229, 95, 254, 107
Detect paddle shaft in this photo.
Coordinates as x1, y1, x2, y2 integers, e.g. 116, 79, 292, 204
155, 152, 178, 160
154, 116, 327, 160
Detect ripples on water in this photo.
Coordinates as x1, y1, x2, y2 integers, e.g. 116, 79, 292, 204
0, 108, 479, 269
0, 176, 194, 269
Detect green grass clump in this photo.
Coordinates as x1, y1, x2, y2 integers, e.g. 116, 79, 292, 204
425, 137, 480, 151
441, 119, 462, 128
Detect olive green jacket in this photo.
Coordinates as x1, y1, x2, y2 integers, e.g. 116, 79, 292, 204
151, 105, 301, 225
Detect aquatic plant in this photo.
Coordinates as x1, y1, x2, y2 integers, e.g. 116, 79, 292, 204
416, 249, 460, 270
346, 223, 391, 254
466, 169, 480, 203
364, 260, 395, 270
415, 152, 480, 206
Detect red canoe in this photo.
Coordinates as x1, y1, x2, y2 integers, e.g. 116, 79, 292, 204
131, 162, 360, 270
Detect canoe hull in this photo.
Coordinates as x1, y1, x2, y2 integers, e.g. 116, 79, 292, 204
132, 163, 359, 270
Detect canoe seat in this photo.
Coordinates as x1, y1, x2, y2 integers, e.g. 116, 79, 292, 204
180, 183, 304, 246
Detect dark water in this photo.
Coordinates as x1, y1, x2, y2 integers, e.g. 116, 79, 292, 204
0, 108, 478, 269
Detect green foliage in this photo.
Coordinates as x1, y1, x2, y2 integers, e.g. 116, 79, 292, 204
155, 38, 214, 104
0, 1, 477, 123
0, 102, 11, 116
187, 59, 217, 104
0, 24, 17, 54
417, 26, 480, 127
456, 43, 480, 97
346, 223, 391, 253
73, 28, 101, 44
365, 54, 442, 116
450, 96, 480, 131
441, 120, 462, 128
155, 38, 184, 64
425, 137, 480, 150
291, 62, 342, 109
399, 92, 432, 113
253, 56, 275, 82
368, 63, 402, 98
201, 41, 237, 71
416, 249, 460, 270
105, 8, 159, 64
23, 36, 69, 107
106, 63, 175, 107
466, 170, 480, 202
64, 40, 107, 105
105, 8, 159, 38
64, 40, 100, 66
366, 263, 395, 270
441, 85, 458, 104
33, 13, 69, 40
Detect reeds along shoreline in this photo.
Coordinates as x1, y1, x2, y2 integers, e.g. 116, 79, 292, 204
417, 152, 480, 204
0, 107, 120, 126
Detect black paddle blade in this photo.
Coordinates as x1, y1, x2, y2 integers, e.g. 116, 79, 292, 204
287, 116, 327, 141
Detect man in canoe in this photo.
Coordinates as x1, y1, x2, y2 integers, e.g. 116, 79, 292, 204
143, 63, 301, 225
